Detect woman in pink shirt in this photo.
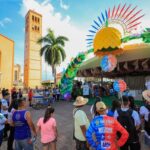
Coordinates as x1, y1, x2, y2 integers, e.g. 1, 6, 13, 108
37, 106, 58, 150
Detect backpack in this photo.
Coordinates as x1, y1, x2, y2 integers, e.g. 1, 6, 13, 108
117, 109, 138, 143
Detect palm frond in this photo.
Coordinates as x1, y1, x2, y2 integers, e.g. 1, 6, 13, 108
39, 45, 50, 56
37, 36, 52, 44
54, 50, 61, 65
56, 36, 69, 46
47, 28, 56, 44
58, 46, 66, 61
44, 48, 53, 65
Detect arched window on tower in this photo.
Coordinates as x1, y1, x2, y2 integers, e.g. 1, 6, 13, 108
35, 17, 37, 22
35, 26, 37, 31
32, 15, 34, 21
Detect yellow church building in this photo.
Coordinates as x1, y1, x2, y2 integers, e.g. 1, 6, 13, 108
0, 34, 14, 90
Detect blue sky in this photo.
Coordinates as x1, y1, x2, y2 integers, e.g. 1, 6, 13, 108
0, 0, 150, 80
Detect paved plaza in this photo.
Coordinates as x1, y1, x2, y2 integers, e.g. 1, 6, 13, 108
1, 101, 149, 150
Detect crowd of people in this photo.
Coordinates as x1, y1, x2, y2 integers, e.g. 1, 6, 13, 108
0, 86, 150, 150
72, 81, 118, 100
73, 91, 150, 150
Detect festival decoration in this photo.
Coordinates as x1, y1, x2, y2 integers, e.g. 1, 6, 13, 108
60, 49, 93, 94
94, 27, 123, 56
60, 4, 150, 95
113, 80, 127, 92
100, 54, 117, 72
87, 4, 145, 56
122, 28, 150, 43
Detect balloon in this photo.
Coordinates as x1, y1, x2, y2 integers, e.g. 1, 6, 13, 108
100, 54, 117, 72
113, 80, 127, 92
64, 92, 71, 100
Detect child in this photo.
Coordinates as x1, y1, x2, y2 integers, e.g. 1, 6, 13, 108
0, 113, 7, 147
37, 106, 58, 150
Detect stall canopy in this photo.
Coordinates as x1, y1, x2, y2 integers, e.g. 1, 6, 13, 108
77, 43, 150, 89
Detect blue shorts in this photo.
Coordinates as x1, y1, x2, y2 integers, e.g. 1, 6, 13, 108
15, 139, 33, 150
0, 129, 3, 146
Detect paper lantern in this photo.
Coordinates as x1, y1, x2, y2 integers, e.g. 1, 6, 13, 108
113, 80, 127, 92
100, 54, 117, 72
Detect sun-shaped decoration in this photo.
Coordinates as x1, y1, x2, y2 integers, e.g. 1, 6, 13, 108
86, 3, 144, 57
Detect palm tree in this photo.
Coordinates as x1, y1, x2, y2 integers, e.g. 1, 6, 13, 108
37, 28, 68, 85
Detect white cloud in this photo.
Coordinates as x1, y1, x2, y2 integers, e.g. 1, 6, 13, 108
19, 0, 88, 76
0, 17, 12, 27
59, 0, 69, 10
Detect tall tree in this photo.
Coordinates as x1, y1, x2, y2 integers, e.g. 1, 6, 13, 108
38, 28, 68, 85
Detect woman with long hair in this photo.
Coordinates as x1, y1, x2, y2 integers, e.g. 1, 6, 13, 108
37, 106, 58, 150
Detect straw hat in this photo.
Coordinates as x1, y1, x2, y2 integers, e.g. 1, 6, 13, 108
73, 96, 88, 106
96, 102, 107, 111
142, 90, 150, 102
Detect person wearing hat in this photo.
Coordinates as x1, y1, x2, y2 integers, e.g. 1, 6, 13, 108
140, 90, 150, 148
12, 98, 37, 150
86, 101, 129, 150
73, 96, 90, 150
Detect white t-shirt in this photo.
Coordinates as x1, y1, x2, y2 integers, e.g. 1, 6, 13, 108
0, 113, 7, 130
8, 108, 15, 123
140, 106, 150, 138
82, 85, 90, 96
73, 109, 90, 141
140, 106, 149, 121
1, 99, 8, 115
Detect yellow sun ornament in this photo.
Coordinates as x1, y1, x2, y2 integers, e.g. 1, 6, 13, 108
93, 27, 123, 57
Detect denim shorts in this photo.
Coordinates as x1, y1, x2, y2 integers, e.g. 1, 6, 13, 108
15, 139, 33, 150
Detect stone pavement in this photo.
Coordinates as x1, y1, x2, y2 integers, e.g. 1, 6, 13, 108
1, 101, 149, 150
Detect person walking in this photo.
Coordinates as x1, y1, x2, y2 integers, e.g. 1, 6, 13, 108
12, 98, 36, 150
28, 89, 33, 107
140, 90, 150, 148
56, 87, 60, 101
18, 89, 23, 99
0, 113, 7, 147
73, 96, 90, 150
11, 88, 18, 101
1, 92, 10, 140
114, 96, 141, 150
7, 98, 18, 150
37, 106, 58, 150
86, 101, 129, 150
